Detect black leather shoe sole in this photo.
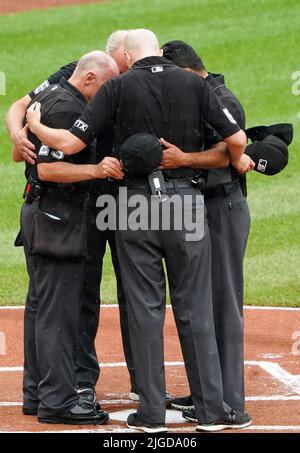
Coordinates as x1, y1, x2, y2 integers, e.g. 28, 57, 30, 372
23, 407, 38, 416
38, 413, 109, 426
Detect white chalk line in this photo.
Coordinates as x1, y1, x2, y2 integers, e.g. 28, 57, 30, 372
0, 360, 265, 372
258, 361, 300, 394
0, 362, 185, 372
1, 394, 300, 409
1, 360, 299, 401
0, 359, 298, 369
0, 305, 299, 311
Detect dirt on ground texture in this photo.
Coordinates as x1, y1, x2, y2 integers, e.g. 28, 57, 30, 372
0, 0, 113, 14
0, 306, 300, 433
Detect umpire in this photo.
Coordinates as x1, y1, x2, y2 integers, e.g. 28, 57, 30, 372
162, 40, 252, 416
26, 29, 251, 433
19, 51, 122, 424
8, 31, 138, 400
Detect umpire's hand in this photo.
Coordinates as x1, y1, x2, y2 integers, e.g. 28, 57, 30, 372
12, 124, 36, 165
232, 153, 255, 174
159, 138, 187, 169
94, 157, 124, 180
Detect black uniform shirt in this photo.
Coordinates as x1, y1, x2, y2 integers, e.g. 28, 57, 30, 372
28, 61, 77, 99
69, 56, 241, 179
205, 73, 246, 187
26, 77, 95, 189
27, 62, 115, 194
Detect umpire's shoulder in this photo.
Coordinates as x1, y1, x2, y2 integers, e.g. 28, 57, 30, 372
28, 83, 60, 106
172, 65, 205, 92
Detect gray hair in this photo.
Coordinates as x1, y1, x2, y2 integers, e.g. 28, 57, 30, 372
105, 30, 129, 56
75, 50, 119, 78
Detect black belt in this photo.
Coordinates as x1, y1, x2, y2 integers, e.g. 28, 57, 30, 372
203, 180, 241, 199
124, 178, 195, 191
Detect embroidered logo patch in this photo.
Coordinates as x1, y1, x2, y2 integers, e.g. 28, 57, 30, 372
38, 145, 50, 156
51, 150, 65, 160
33, 80, 50, 95
74, 119, 88, 132
257, 158, 268, 173
223, 108, 237, 125
151, 66, 163, 73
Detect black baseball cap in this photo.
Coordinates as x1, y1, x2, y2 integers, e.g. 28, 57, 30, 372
119, 133, 163, 176
246, 123, 293, 147
245, 135, 289, 176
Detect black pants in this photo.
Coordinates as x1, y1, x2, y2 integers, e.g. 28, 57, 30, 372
22, 197, 136, 412
116, 187, 226, 424
206, 189, 250, 412
22, 201, 81, 416
75, 198, 136, 391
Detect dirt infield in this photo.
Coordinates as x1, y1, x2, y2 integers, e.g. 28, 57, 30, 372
0, 305, 299, 433
0, 0, 113, 14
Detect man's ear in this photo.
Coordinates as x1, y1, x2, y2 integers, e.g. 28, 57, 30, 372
85, 71, 96, 85
124, 50, 132, 68
159, 48, 163, 57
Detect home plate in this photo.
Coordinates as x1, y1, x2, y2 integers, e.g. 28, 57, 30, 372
110, 409, 186, 424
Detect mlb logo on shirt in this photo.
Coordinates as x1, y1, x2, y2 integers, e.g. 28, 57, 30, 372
151, 66, 163, 73
74, 119, 88, 132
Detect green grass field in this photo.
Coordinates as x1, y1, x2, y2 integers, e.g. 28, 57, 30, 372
0, 0, 299, 306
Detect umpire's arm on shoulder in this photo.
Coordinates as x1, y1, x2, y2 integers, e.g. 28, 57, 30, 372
26, 102, 86, 155
31, 121, 85, 155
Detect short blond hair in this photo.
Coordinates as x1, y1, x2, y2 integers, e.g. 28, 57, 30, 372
105, 30, 129, 56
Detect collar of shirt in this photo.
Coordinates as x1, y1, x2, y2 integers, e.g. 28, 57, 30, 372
206, 73, 226, 90
58, 77, 87, 106
131, 56, 175, 69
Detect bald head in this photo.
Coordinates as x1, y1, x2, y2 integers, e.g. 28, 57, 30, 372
124, 29, 162, 66
70, 50, 119, 100
74, 50, 119, 79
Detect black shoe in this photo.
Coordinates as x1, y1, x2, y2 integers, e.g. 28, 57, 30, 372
170, 395, 194, 411
22, 407, 38, 416
182, 408, 197, 423
165, 391, 173, 408
38, 400, 109, 426
75, 383, 96, 403
127, 412, 168, 433
196, 410, 252, 432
